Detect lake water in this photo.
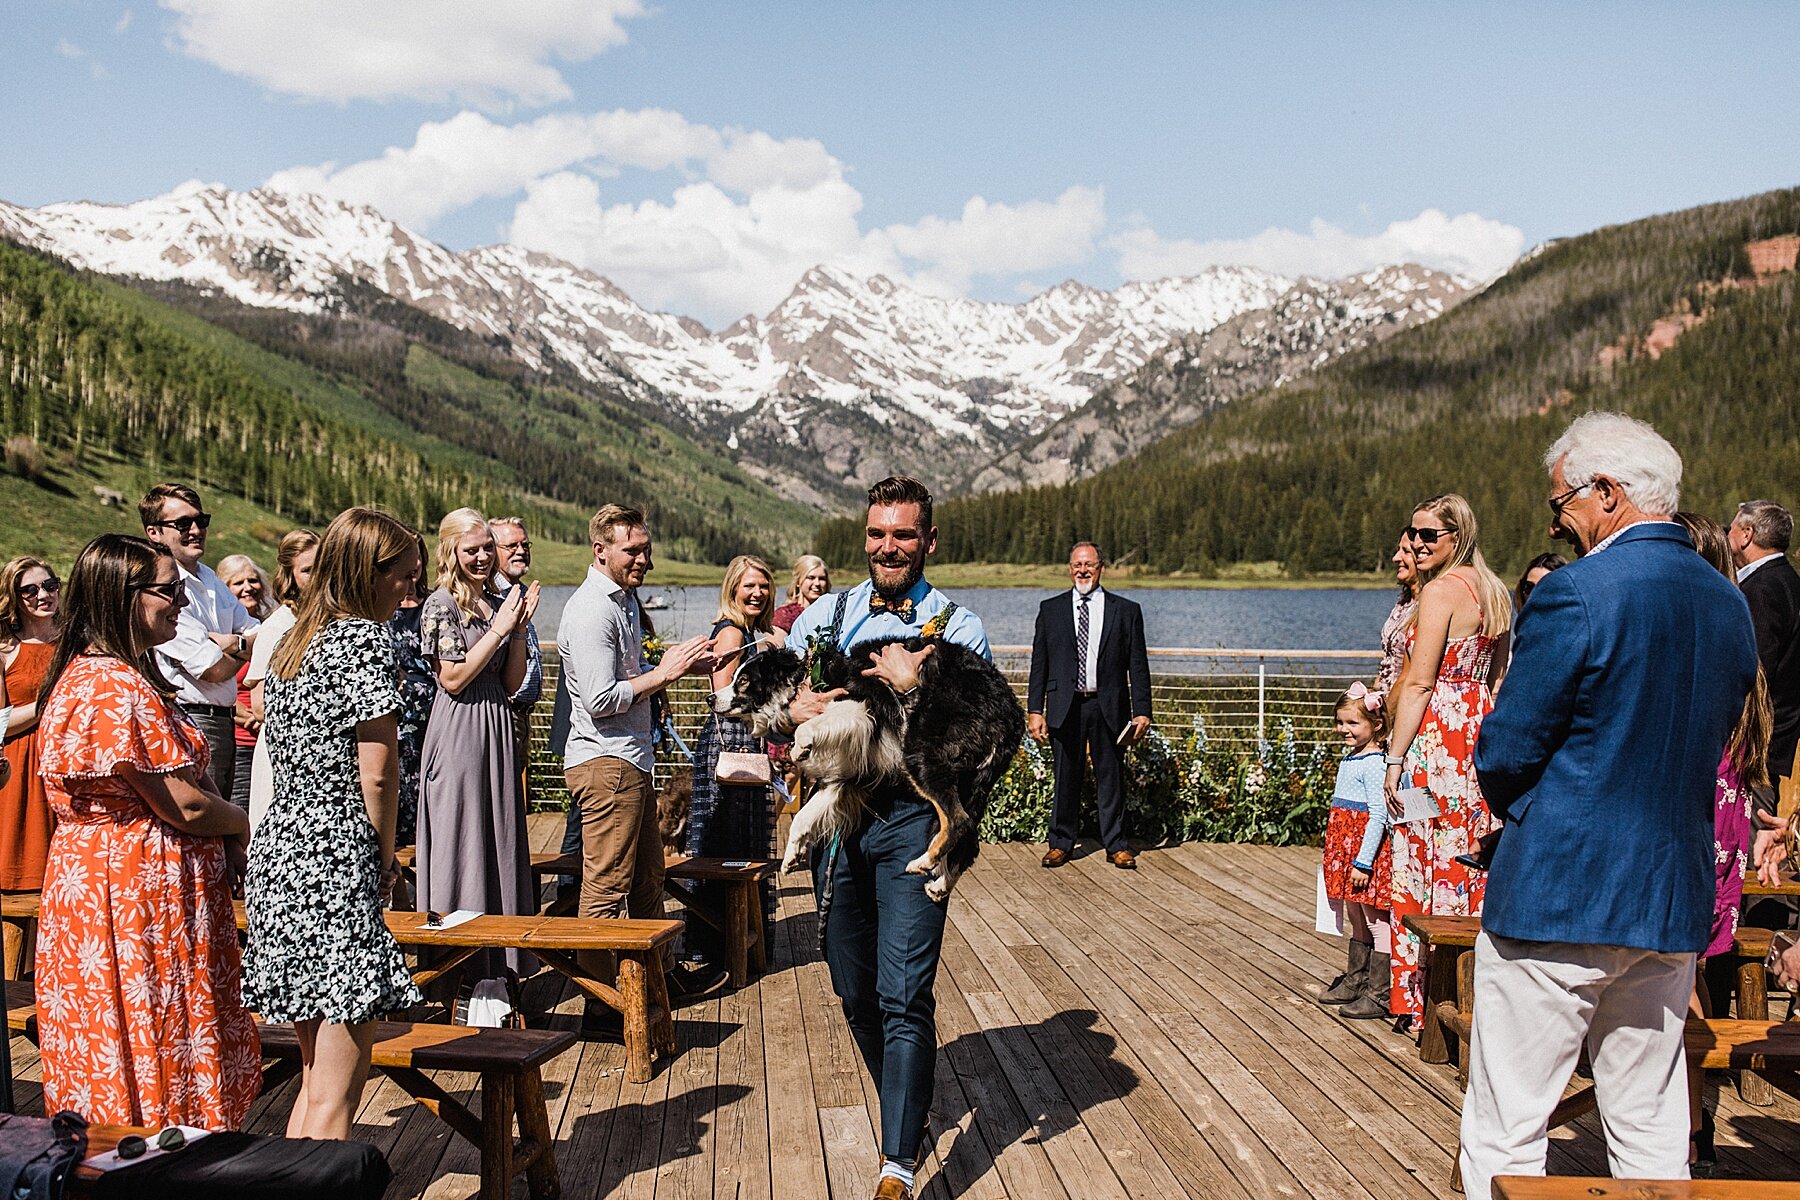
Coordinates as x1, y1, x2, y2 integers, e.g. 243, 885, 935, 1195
529, 583, 1399, 653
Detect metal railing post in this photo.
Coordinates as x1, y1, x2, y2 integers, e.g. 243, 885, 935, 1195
1257, 658, 1267, 745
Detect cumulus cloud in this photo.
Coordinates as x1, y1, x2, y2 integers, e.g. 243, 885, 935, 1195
1110, 209, 1526, 284
269, 109, 1108, 323
160, 0, 646, 107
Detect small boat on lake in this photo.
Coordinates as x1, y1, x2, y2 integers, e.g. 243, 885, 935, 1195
641, 593, 672, 610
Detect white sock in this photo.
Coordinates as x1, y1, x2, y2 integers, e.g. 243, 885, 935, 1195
879, 1159, 916, 1190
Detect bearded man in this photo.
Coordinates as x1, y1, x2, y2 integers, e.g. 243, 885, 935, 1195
779, 476, 990, 1200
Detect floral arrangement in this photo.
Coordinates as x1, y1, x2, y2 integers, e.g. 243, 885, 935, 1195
642, 632, 668, 666
978, 712, 1337, 847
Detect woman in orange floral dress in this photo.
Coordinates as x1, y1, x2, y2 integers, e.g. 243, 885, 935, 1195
34, 534, 259, 1129
1381, 495, 1513, 1028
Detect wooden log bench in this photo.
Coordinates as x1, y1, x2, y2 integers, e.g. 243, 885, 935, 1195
1494, 1178, 1800, 1199
527, 850, 779, 988
260, 1021, 572, 1200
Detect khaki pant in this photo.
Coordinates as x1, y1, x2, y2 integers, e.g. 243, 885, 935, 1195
564, 756, 666, 980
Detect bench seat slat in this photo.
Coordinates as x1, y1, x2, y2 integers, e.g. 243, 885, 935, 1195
258, 1020, 576, 1072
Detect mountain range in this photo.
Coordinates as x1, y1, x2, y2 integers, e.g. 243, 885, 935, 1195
0, 183, 1472, 507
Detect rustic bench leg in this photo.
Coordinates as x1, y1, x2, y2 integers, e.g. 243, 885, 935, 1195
1739, 956, 1774, 1105
1419, 942, 1460, 1065
749, 884, 768, 976
620, 954, 654, 1083
481, 1071, 517, 1200
647, 953, 676, 1057
516, 1066, 561, 1200
726, 884, 751, 988
1453, 949, 1475, 1085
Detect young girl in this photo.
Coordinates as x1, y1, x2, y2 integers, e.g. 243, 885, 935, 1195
1318, 682, 1394, 1021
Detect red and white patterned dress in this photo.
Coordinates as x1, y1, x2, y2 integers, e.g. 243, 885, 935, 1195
1387, 581, 1497, 1019
34, 655, 260, 1129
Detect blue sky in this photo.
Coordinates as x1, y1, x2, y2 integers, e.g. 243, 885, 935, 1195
6, 2, 1799, 326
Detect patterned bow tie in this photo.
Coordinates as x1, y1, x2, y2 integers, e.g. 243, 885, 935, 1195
869, 594, 917, 622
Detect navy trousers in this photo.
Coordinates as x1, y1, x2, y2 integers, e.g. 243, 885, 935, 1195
1048, 692, 1127, 854
812, 790, 946, 1164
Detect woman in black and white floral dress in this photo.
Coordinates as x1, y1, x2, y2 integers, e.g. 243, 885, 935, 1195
244, 507, 424, 1141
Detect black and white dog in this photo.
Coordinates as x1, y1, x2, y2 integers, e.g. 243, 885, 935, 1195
711, 636, 1024, 901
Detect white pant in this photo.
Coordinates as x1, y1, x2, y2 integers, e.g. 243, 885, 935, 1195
1458, 931, 1695, 1199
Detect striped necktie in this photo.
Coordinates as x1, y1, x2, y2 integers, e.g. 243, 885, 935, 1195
1076, 592, 1091, 691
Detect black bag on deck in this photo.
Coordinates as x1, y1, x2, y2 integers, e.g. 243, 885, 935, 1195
88, 1132, 390, 1200
0, 1111, 87, 1200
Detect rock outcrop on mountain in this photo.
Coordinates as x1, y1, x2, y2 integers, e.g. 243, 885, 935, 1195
0, 183, 1473, 504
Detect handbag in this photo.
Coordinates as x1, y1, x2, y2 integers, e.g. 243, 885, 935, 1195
714, 751, 772, 786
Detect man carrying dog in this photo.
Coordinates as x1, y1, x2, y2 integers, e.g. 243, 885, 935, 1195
1029, 541, 1153, 870
782, 475, 990, 1200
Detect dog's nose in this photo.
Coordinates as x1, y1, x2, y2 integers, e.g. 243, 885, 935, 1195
707, 689, 730, 713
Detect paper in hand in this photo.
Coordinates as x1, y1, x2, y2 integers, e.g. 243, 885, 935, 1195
1395, 787, 1443, 825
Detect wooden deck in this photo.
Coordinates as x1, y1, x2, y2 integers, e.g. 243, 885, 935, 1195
11, 814, 1800, 1197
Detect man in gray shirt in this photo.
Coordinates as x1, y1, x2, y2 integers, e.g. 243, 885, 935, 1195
559, 504, 718, 1030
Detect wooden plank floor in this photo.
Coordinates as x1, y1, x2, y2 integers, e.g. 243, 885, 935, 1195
11, 813, 1800, 1197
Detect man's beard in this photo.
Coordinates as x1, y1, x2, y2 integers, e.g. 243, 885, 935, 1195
1074, 579, 1098, 596
868, 552, 925, 600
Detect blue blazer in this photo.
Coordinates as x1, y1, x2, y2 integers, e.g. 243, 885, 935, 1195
1474, 522, 1757, 952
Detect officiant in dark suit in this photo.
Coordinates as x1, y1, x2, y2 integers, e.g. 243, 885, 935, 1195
1028, 542, 1153, 870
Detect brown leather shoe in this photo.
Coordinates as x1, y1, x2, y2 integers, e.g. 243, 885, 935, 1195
1041, 847, 1070, 868
1109, 849, 1137, 870
873, 1177, 914, 1200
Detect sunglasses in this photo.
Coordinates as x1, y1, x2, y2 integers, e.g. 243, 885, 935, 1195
147, 513, 212, 534
133, 580, 188, 604
17, 579, 60, 598
1403, 526, 1455, 545
116, 1126, 188, 1159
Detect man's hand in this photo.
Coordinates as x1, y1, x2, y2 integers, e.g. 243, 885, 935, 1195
657, 636, 715, 684
1755, 809, 1793, 887
1125, 714, 1151, 745
863, 642, 934, 693
206, 631, 245, 658
1027, 712, 1047, 741
1776, 938, 1800, 991
788, 684, 847, 725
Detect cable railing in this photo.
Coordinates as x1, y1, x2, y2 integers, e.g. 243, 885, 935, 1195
524, 645, 1382, 810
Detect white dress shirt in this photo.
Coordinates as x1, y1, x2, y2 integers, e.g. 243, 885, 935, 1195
156, 560, 260, 708
558, 565, 655, 773
1738, 551, 1783, 584
1071, 586, 1105, 692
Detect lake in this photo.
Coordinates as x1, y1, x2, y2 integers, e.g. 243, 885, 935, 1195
528, 582, 1400, 653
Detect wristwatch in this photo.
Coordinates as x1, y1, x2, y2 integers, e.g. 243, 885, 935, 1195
235, 634, 247, 657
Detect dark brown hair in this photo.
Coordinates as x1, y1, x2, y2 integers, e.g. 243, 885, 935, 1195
0, 556, 59, 647
38, 534, 176, 705
867, 476, 933, 533
138, 482, 202, 528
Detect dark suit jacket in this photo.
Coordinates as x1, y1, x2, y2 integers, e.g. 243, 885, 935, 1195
1741, 554, 1800, 778
1474, 523, 1757, 952
1027, 589, 1152, 732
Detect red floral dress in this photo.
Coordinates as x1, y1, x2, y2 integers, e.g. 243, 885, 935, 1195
1387, 586, 1497, 1019
34, 655, 260, 1129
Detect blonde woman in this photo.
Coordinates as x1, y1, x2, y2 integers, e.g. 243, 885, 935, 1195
217, 554, 276, 811
685, 555, 776, 969
1380, 493, 1513, 1029
244, 508, 422, 1139
771, 555, 830, 645
415, 507, 540, 1025
243, 529, 320, 826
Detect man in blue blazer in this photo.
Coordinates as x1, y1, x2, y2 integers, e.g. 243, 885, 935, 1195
1460, 413, 1757, 1197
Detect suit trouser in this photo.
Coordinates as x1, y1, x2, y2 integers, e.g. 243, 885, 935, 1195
1048, 692, 1126, 853
814, 792, 946, 1165
1458, 931, 1694, 1199
564, 756, 667, 980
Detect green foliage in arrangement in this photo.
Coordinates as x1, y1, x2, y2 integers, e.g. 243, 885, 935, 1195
0, 240, 816, 565
817, 186, 1800, 576
978, 717, 1337, 847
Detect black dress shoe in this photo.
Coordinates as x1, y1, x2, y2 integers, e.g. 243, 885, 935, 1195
667, 960, 729, 999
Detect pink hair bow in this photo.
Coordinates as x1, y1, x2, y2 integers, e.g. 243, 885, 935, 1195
1347, 681, 1382, 712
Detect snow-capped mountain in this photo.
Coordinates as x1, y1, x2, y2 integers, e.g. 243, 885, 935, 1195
0, 183, 1473, 500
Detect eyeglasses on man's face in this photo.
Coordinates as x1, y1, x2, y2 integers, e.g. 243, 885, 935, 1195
147, 513, 211, 535
17, 579, 60, 599
1547, 483, 1592, 518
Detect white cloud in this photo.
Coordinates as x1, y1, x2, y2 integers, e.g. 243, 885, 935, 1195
159, 0, 646, 107
1110, 209, 1526, 283
867, 188, 1107, 297
56, 39, 85, 58
114, 11, 133, 34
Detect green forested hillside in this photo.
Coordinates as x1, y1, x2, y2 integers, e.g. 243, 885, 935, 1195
818, 187, 1800, 576
0, 240, 814, 567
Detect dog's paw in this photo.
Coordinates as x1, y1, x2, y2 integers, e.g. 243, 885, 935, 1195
924, 875, 951, 902
903, 852, 936, 877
